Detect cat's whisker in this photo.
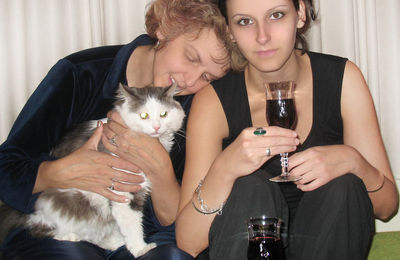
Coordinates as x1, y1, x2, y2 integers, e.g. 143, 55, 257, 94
175, 129, 186, 139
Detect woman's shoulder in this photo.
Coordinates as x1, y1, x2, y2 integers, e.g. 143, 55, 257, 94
212, 71, 244, 87
62, 34, 154, 66
307, 51, 348, 63
307, 51, 349, 84
211, 70, 245, 97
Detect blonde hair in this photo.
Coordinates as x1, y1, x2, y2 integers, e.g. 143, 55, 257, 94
145, 0, 233, 68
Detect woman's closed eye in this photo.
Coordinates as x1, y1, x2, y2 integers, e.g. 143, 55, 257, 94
186, 52, 199, 64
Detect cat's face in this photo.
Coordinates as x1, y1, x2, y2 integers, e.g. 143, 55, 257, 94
116, 84, 185, 138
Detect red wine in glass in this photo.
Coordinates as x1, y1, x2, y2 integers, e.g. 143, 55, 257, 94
247, 237, 284, 260
265, 81, 300, 182
247, 217, 284, 260
266, 99, 296, 130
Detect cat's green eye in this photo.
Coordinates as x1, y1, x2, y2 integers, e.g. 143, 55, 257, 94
160, 111, 168, 118
140, 112, 149, 119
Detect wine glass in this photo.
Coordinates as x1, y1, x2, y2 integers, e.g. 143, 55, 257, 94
247, 216, 284, 259
265, 81, 300, 182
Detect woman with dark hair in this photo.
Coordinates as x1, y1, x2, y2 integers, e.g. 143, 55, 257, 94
176, 0, 398, 259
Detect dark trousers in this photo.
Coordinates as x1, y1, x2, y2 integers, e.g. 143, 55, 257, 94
1, 229, 194, 260
205, 170, 374, 260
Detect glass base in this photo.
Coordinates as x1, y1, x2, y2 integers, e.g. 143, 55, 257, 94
269, 174, 301, 183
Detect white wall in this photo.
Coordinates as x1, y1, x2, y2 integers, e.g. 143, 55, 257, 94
0, 0, 149, 142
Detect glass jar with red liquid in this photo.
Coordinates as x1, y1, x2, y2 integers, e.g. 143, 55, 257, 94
247, 216, 284, 260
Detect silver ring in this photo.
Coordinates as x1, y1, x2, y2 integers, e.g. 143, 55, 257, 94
109, 135, 117, 146
265, 147, 271, 157
109, 181, 115, 191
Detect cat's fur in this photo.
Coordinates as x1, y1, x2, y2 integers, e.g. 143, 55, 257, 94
0, 82, 185, 257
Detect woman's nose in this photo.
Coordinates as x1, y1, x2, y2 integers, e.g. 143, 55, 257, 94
185, 69, 203, 88
256, 22, 271, 45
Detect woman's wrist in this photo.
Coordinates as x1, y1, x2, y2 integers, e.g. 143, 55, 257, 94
34, 161, 52, 193
366, 172, 385, 193
346, 145, 386, 193
191, 178, 226, 215
189, 159, 236, 216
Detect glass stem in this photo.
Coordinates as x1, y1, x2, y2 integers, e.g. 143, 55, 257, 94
280, 152, 289, 176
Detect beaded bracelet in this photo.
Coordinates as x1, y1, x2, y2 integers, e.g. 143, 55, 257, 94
191, 179, 225, 215
367, 172, 385, 193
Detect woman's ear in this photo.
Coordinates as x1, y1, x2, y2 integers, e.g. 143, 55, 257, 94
155, 29, 165, 41
297, 0, 306, 29
229, 29, 236, 43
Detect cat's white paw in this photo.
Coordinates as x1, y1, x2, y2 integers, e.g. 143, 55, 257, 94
129, 242, 157, 257
54, 232, 81, 242
100, 232, 125, 250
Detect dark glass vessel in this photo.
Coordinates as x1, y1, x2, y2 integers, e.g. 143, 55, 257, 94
247, 236, 284, 260
266, 99, 296, 129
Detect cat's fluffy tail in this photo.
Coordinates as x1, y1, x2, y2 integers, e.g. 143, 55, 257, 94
0, 201, 28, 244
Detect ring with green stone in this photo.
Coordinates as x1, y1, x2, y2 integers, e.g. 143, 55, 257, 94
253, 127, 267, 136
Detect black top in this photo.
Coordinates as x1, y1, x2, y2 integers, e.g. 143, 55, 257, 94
212, 51, 348, 223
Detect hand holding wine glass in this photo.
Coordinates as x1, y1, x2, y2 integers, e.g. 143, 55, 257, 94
265, 81, 300, 182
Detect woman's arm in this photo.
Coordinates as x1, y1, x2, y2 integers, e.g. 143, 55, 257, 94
0, 59, 143, 212
0, 59, 83, 212
176, 85, 231, 256
175, 85, 299, 256
341, 61, 398, 220
289, 61, 398, 220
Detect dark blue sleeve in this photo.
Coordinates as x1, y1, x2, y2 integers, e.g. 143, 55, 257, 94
0, 59, 111, 213
143, 198, 176, 245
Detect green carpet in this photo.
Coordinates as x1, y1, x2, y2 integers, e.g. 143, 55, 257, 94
368, 231, 400, 259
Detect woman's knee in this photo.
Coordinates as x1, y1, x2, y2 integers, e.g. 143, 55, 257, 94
311, 173, 372, 215
326, 173, 366, 197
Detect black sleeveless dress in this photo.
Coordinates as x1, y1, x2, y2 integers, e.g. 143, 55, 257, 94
200, 52, 374, 260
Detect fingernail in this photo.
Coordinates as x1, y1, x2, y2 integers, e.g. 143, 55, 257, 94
97, 121, 103, 127
124, 197, 129, 203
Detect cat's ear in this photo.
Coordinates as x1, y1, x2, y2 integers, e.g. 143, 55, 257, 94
164, 79, 180, 97
119, 83, 139, 98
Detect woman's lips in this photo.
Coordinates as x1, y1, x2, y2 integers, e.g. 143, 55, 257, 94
257, 49, 277, 57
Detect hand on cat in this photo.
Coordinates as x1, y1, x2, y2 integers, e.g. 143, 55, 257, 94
102, 111, 173, 181
289, 144, 357, 191
35, 123, 144, 203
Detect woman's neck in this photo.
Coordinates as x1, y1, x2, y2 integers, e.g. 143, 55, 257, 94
245, 50, 305, 95
126, 45, 155, 87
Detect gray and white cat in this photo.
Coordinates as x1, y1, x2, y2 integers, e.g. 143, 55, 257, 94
0, 82, 185, 257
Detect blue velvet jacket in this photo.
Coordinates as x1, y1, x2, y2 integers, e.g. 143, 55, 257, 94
0, 34, 193, 244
